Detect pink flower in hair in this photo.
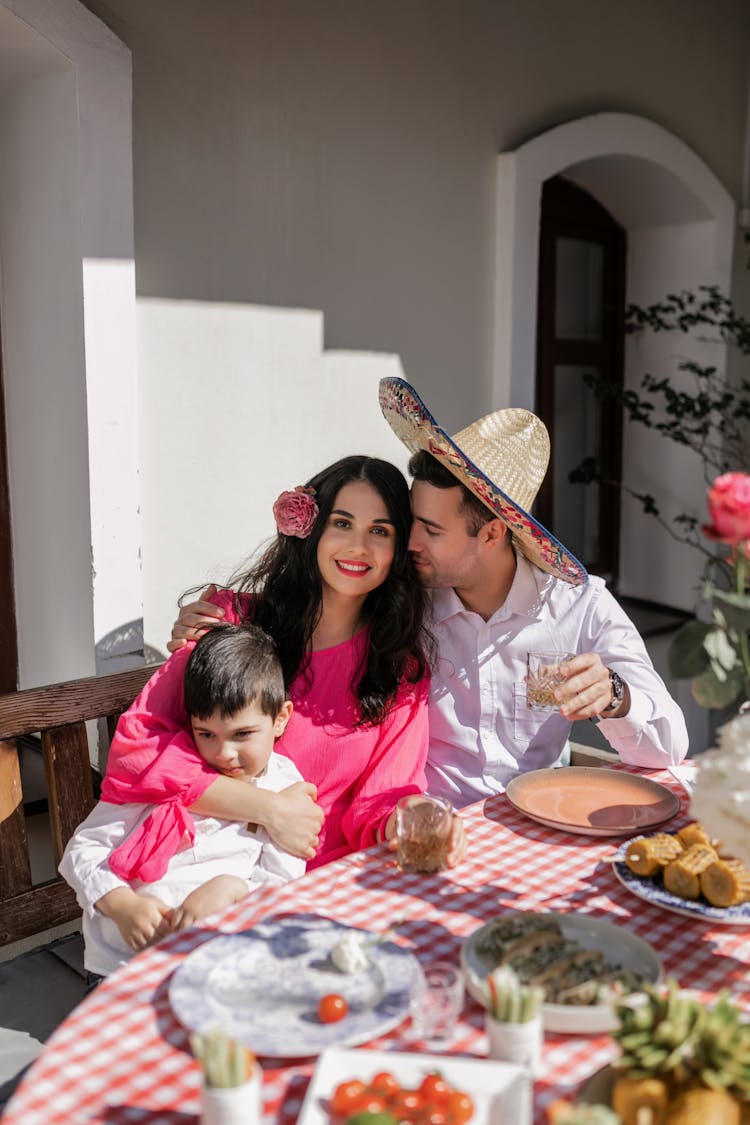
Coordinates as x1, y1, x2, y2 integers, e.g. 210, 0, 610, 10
273, 486, 319, 538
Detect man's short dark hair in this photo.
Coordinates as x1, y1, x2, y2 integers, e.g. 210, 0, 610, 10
408, 450, 493, 536
184, 624, 287, 720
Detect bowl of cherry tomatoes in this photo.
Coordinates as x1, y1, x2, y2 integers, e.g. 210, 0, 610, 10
330, 1068, 475, 1125
297, 1048, 531, 1125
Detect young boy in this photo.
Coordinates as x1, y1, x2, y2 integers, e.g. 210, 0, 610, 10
59, 624, 305, 977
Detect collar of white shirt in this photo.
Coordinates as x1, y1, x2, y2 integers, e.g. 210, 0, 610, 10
429, 553, 557, 628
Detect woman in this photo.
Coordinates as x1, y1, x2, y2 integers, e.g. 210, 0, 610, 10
103, 455, 466, 871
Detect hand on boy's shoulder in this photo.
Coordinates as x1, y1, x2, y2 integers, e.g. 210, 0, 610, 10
167, 584, 226, 652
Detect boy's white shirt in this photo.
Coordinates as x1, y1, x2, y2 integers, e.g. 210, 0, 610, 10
59, 752, 305, 976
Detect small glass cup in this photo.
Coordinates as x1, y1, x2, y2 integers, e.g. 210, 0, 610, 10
525, 651, 574, 711
409, 960, 464, 1042
395, 795, 453, 874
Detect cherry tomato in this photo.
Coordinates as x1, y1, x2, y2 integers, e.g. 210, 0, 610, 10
349, 1093, 389, 1116
330, 1080, 368, 1116
390, 1089, 424, 1121
318, 993, 349, 1023
445, 1090, 474, 1124
331, 1072, 474, 1125
421, 1105, 448, 1125
419, 1075, 451, 1103
369, 1071, 400, 1098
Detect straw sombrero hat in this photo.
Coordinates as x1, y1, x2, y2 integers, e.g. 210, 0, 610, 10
379, 377, 587, 586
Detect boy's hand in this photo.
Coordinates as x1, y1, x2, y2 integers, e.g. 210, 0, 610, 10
166, 584, 225, 653
170, 875, 248, 930
265, 782, 323, 859
97, 887, 173, 951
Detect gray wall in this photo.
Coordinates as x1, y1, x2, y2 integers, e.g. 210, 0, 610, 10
80, 0, 750, 428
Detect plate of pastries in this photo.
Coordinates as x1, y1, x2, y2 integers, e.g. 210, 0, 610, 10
612, 820, 750, 925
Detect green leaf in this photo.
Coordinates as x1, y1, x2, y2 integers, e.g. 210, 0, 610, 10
704, 628, 739, 674
711, 588, 750, 633
691, 665, 745, 709
668, 621, 712, 678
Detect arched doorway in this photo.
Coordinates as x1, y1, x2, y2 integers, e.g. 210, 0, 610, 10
493, 112, 735, 612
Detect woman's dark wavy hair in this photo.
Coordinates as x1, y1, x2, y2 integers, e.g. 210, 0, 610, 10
233, 455, 430, 724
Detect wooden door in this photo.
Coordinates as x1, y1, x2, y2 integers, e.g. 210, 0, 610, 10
535, 176, 626, 582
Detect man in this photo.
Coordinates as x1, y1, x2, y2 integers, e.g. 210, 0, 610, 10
169, 378, 688, 807
377, 377, 688, 805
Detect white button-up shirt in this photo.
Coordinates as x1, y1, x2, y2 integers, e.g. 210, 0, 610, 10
424, 555, 689, 806
59, 753, 305, 976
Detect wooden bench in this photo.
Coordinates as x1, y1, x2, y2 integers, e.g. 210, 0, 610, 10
0, 666, 155, 948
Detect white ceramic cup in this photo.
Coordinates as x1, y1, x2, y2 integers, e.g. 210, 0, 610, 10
485, 1011, 543, 1078
200, 1065, 262, 1125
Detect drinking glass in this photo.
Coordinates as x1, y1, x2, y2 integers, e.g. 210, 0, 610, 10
409, 960, 464, 1042
395, 795, 453, 874
526, 651, 574, 711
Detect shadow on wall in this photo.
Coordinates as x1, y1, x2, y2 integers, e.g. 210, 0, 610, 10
95, 619, 166, 674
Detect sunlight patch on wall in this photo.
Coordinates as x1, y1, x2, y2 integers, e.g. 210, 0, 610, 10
137, 297, 409, 654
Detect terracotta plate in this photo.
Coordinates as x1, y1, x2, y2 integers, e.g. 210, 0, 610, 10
505, 767, 681, 837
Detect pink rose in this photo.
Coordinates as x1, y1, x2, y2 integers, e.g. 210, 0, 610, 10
707, 472, 750, 543
273, 487, 319, 538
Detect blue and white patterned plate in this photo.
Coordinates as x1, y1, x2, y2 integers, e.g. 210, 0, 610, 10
612, 838, 750, 926
169, 914, 422, 1056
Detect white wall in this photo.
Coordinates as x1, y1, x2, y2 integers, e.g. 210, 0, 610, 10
2, 0, 748, 690
138, 299, 410, 654
0, 0, 139, 687
80, 0, 750, 431
621, 221, 727, 609
0, 68, 96, 686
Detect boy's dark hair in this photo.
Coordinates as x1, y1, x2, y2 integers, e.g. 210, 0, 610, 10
408, 450, 493, 536
184, 623, 287, 720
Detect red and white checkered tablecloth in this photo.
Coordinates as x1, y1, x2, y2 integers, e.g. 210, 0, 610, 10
5, 771, 750, 1125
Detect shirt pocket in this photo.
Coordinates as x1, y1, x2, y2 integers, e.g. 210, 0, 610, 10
512, 680, 545, 747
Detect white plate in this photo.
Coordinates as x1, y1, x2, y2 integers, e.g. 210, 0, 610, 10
169, 914, 421, 1057
461, 911, 662, 1034
298, 1048, 531, 1125
612, 838, 750, 926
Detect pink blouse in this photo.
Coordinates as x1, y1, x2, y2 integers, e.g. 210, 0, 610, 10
102, 590, 429, 876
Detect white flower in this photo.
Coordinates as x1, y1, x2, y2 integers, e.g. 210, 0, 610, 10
691, 712, 750, 865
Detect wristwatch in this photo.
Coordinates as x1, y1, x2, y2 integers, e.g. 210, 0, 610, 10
601, 670, 624, 715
